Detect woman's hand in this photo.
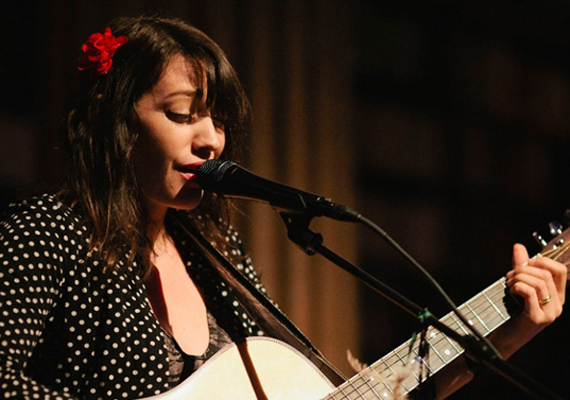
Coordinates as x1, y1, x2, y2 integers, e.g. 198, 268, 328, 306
495, 243, 566, 357
433, 243, 566, 399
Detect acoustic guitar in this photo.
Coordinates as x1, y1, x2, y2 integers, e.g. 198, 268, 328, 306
144, 227, 569, 400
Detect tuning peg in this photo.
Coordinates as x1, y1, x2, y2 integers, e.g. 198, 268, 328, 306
549, 221, 563, 236
533, 231, 547, 247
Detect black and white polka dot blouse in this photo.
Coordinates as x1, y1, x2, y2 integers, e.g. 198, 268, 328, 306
0, 194, 266, 399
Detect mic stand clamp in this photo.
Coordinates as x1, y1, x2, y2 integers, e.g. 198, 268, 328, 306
279, 212, 564, 400
280, 213, 321, 255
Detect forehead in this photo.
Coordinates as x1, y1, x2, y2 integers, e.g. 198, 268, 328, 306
150, 54, 205, 97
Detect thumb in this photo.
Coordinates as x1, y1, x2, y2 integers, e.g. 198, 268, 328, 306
512, 243, 530, 267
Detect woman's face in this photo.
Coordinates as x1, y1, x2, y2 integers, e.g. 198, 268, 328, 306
134, 54, 225, 217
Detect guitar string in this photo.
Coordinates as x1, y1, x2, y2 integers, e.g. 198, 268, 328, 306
541, 239, 570, 264
412, 282, 506, 373
342, 371, 385, 400
340, 359, 398, 399
341, 357, 401, 399
400, 281, 509, 387
360, 278, 509, 395
346, 376, 366, 400
327, 374, 379, 400
349, 365, 386, 400
346, 291, 505, 398
411, 279, 506, 368
346, 374, 388, 400
356, 372, 384, 400
429, 281, 508, 358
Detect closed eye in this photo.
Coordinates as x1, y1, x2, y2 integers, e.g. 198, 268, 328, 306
166, 110, 225, 131
166, 111, 193, 123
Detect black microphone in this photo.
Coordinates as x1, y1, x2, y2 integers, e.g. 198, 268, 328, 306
197, 160, 361, 222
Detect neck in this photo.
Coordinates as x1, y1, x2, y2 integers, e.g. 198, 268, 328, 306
145, 203, 170, 253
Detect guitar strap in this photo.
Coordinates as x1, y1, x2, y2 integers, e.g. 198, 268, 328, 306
171, 211, 346, 386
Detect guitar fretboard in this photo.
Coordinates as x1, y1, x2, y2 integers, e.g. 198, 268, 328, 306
324, 277, 512, 400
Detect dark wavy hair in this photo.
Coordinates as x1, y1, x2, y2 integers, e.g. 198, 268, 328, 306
61, 16, 251, 271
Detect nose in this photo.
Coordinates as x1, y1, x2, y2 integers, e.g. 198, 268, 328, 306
192, 116, 225, 159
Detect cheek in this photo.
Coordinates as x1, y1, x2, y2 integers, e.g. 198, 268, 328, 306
134, 135, 158, 170
216, 132, 227, 158
135, 122, 178, 163
133, 132, 173, 183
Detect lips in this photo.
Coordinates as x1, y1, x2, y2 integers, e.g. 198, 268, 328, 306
175, 162, 204, 182
176, 166, 197, 174
177, 161, 204, 172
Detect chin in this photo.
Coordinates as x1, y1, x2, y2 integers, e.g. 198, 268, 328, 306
171, 192, 204, 211
173, 202, 202, 211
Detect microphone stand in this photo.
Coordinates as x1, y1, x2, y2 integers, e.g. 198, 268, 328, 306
279, 212, 565, 400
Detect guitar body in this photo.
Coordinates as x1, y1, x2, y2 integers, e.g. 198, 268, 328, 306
142, 337, 336, 400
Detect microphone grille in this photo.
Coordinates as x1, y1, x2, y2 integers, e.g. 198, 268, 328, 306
197, 160, 236, 191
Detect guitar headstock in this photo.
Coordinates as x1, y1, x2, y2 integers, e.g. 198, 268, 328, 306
536, 218, 570, 280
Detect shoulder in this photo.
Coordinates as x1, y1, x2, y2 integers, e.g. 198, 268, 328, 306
0, 194, 91, 288
1, 193, 88, 242
3, 193, 78, 218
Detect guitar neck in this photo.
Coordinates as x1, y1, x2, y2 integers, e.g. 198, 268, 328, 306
327, 277, 515, 399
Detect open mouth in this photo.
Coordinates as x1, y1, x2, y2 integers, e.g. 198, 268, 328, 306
175, 163, 203, 182
176, 166, 197, 174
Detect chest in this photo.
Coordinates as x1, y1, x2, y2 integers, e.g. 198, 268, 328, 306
146, 244, 210, 356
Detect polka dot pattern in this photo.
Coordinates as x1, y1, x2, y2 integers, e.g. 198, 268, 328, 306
0, 195, 267, 399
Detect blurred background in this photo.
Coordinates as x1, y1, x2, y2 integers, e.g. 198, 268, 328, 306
1, 1, 570, 399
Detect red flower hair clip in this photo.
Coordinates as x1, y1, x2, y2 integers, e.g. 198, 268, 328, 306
78, 27, 128, 76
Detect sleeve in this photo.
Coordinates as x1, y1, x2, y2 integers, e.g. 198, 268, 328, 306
0, 200, 78, 399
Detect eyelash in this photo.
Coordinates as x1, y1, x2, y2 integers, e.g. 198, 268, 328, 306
166, 111, 225, 129
167, 111, 194, 123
